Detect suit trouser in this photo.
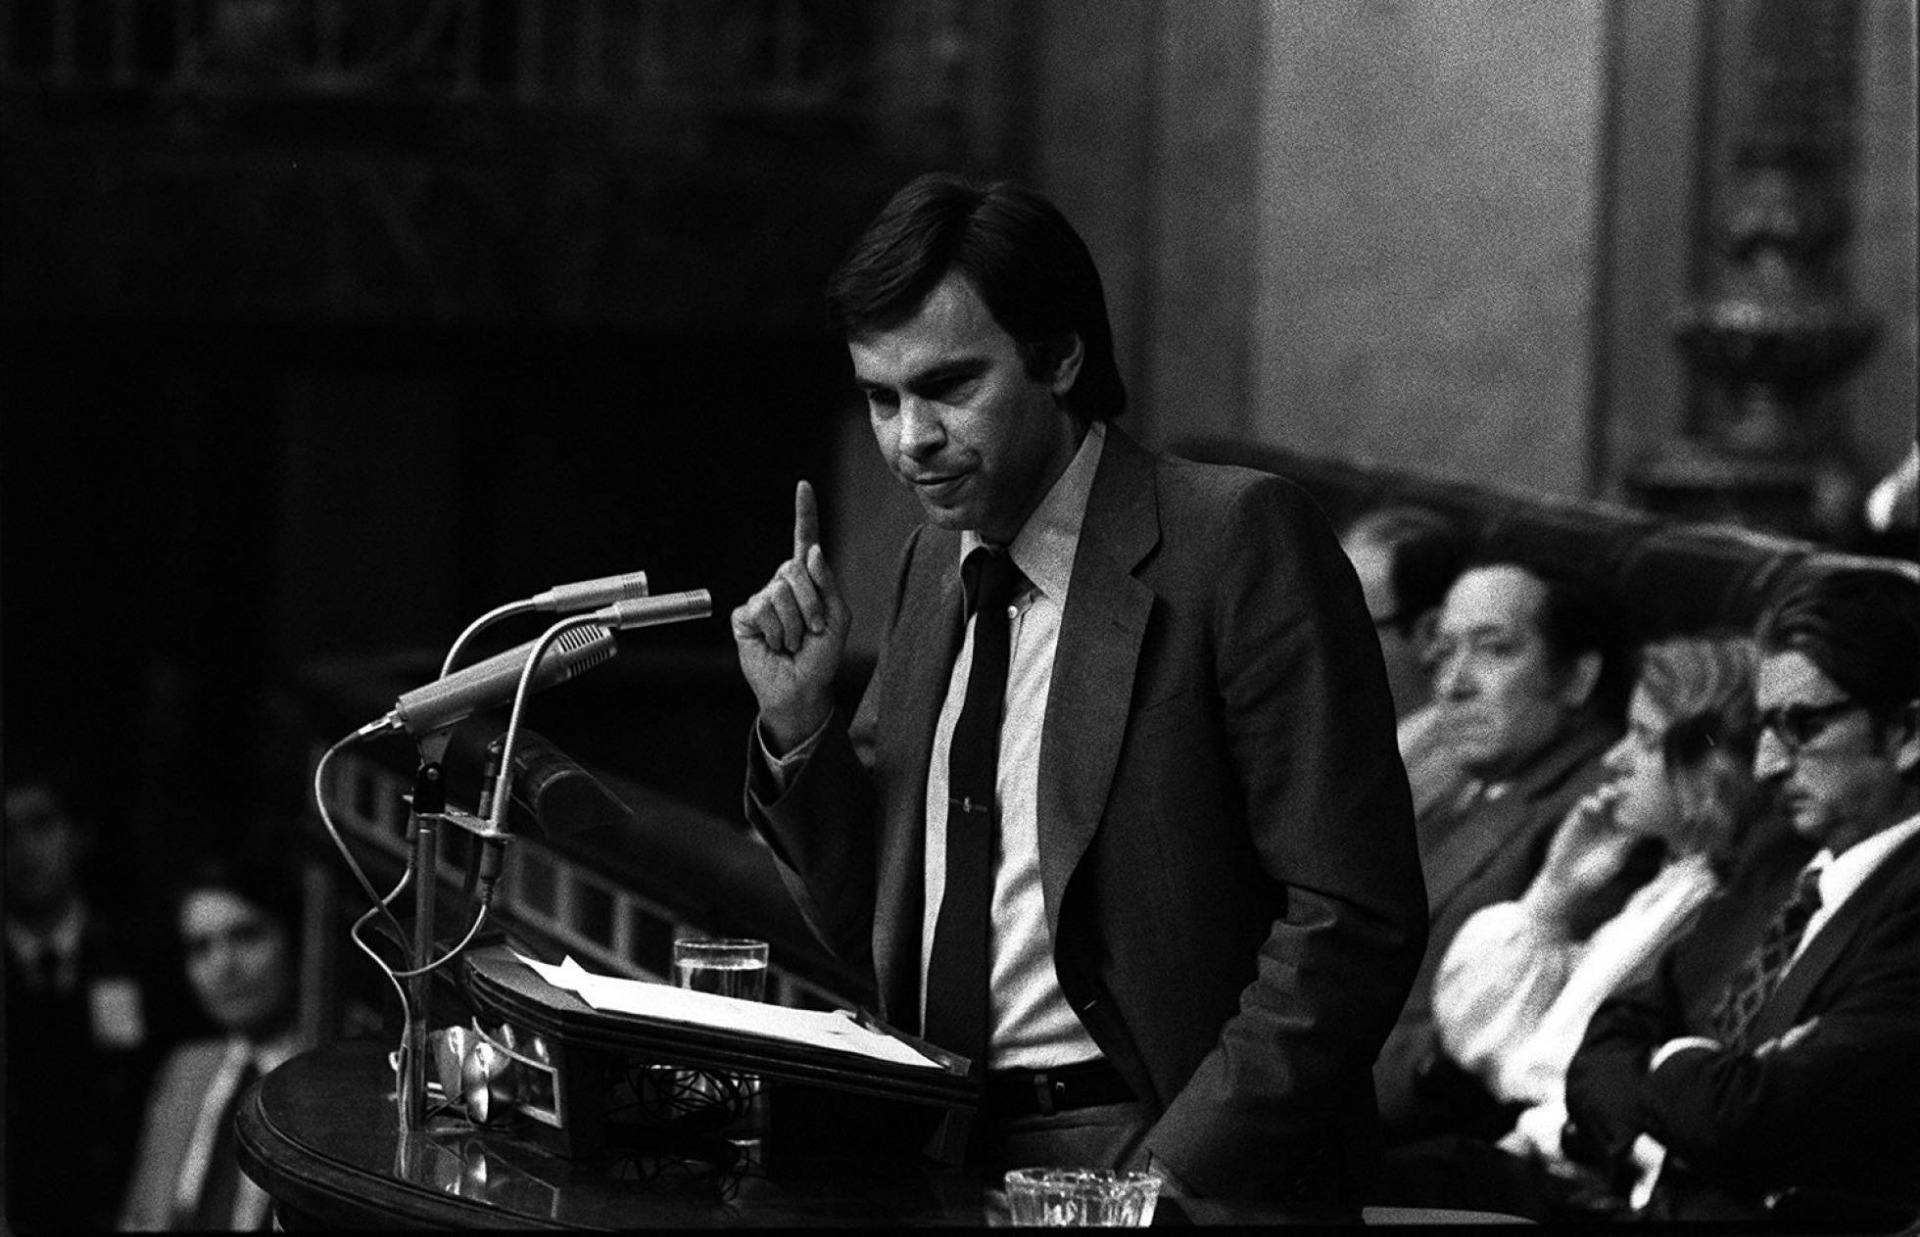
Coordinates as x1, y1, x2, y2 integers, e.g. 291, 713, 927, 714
969, 1099, 1154, 1178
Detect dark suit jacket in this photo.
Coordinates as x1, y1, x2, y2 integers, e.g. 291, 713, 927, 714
1565, 820, 1920, 1222
746, 426, 1428, 1203
4, 904, 189, 1233
119, 1038, 235, 1231
1372, 716, 1623, 1145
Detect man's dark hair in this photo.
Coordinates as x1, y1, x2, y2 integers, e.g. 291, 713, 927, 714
1342, 505, 1471, 637
169, 852, 306, 959
1756, 565, 1920, 725
1464, 558, 1632, 725
824, 172, 1127, 423
1536, 568, 1632, 725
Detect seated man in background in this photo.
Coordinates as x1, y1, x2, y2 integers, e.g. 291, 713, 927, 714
1563, 566, 1920, 1228
1339, 505, 1472, 817
1374, 560, 1653, 1146
120, 855, 312, 1232
5, 757, 196, 1234
1371, 635, 1805, 1221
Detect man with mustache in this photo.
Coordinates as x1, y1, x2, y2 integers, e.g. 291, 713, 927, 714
1373, 560, 1647, 1146
732, 172, 1426, 1207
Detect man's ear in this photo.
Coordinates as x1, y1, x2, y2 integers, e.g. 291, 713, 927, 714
1889, 700, 1920, 777
1047, 332, 1085, 399
1410, 609, 1441, 655
1558, 650, 1603, 711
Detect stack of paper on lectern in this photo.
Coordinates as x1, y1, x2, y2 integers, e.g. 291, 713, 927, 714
511, 951, 942, 1072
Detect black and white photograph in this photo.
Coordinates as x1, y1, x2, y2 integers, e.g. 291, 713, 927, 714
3, 1, 1916, 1230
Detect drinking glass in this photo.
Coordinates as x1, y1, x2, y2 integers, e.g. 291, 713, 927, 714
672, 937, 769, 1001
1003, 1167, 1160, 1227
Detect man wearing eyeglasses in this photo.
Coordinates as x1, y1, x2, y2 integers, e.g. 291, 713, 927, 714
1339, 506, 1471, 820
1562, 565, 1920, 1227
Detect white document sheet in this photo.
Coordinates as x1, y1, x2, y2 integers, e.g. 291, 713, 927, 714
510, 951, 941, 1071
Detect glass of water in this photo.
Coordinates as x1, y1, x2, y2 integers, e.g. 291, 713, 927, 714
672, 937, 769, 1002
663, 936, 771, 1163
1004, 1168, 1161, 1227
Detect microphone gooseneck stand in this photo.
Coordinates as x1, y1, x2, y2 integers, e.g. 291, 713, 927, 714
391, 590, 713, 1135
310, 577, 711, 1139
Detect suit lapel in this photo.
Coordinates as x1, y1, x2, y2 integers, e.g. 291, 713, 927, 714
1035, 428, 1158, 934
1421, 720, 1613, 914
1746, 827, 1920, 1045
1422, 788, 1526, 911
870, 528, 966, 1020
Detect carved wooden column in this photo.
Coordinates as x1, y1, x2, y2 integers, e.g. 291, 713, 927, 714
1630, 0, 1878, 538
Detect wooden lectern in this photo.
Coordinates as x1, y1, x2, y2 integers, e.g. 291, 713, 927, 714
455, 941, 976, 1167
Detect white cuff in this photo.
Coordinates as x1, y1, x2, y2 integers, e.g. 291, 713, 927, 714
755, 715, 828, 792
1649, 1035, 1721, 1072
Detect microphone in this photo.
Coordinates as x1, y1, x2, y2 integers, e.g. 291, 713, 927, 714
483, 729, 635, 839
472, 728, 634, 905
362, 627, 617, 739
531, 570, 650, 613
439, 571, 651, 679
591, 589, 712, 630
468, 591, 707, 903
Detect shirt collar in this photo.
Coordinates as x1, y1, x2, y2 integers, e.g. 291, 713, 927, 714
1477, 713, 1619, 804
228, 1026, 305, 1074
1810, 810, 1920, 916
6, 898, 85, 966
959, 421, 1105, 603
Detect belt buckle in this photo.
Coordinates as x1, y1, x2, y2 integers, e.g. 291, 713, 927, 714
1032, 1070, 1063, 1117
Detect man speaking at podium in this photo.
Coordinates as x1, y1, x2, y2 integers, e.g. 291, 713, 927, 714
732, 172, 1426, 1207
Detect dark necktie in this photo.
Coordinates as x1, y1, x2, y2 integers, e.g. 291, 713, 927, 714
24, 944, 59, 992
922, 548, 1024, 1078
1710, 867, 1824, 1044
182, 1056, 262, 1230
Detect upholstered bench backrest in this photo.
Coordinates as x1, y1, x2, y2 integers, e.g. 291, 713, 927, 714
1173, 437, 1917, 645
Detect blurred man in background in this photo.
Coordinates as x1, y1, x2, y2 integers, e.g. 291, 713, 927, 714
120, 854, 309, 1231
6, 760, 192, 1233
1374, 561, 1652, 1145
1340, 505, 1471, 816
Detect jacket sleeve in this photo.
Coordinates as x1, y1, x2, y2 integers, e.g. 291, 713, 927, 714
743, 706, 881, 975
1633, 903, 1920, 1196
1139, 477, 1428, 1199
1563, 947, 1690, 1169
1433, 900, 1580, 1101
740, 527, 929, 984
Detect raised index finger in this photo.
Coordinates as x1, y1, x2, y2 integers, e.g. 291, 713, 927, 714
793, 479, 820, 561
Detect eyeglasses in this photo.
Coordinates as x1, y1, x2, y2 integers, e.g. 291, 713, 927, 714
1756, 700, 1862, 752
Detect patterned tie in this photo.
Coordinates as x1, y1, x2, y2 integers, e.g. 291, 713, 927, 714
922, 547, 1024, 1077
1710, 867, 1824, 1044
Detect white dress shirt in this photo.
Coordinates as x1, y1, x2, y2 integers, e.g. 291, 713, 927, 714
1793, 810, 1920, 961
761, 424, 1110, 1071
1437, 851, 1720, 1106
916, 422, 1107, 1070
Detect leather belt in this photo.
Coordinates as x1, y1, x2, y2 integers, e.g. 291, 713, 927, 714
982, 1059, 1135, 1119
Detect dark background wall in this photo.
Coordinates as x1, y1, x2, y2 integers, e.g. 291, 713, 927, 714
2, 0, 1914, 922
